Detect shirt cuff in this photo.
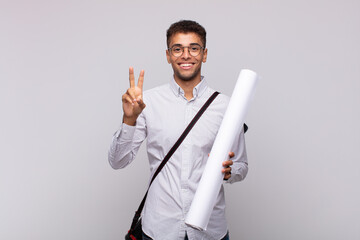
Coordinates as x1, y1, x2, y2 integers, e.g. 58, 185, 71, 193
117, 123, 136, 140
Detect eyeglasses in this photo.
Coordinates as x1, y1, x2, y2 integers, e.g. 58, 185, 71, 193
168, 44, 205, 57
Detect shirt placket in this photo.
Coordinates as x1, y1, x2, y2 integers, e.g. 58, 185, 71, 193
180, 99, 194, 237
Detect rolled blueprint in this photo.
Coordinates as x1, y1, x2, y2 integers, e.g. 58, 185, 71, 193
185, 69, 258, 231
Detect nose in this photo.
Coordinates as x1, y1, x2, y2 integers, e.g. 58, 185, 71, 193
181, 47, 191, 59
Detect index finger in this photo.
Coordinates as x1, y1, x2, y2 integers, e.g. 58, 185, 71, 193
129, 67, 135, 88
137, 70, 145, 90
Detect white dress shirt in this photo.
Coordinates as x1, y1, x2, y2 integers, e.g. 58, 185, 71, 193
108, 77, 248, 240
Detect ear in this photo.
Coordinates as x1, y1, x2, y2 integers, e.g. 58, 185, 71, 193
166, 49, 171, 63
202, 48, 208, 63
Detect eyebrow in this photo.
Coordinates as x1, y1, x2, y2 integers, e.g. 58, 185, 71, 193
170, 43, 202, 47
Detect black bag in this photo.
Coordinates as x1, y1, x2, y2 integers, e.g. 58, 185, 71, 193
125, 217, 142, 240
124, 92, 219, 240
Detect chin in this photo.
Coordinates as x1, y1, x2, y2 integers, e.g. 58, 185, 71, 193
178, 75, 196, 81
175, 70, 200, 82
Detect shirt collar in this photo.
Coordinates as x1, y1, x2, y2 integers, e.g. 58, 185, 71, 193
170, 76, 208, 100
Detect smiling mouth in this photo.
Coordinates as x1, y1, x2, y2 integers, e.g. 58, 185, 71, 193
179, 63, 194, 69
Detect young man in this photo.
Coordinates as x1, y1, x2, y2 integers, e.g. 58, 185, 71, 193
108, 20, 248, 240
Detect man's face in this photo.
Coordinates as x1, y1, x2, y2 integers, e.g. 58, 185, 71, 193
166, 32, 207, 82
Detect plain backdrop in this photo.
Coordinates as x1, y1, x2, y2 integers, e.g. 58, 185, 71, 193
1, 0, 359, 239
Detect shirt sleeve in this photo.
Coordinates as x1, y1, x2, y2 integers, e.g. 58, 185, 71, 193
108, 113, 147, 169
225, 126, 248, 184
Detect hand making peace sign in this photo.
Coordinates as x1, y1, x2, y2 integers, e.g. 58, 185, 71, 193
122, 67, 146, 126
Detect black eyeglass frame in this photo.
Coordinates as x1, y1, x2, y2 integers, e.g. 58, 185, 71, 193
168, 43, 205, 57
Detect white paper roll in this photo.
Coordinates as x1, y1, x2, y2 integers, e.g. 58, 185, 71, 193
185, 69, 258, 231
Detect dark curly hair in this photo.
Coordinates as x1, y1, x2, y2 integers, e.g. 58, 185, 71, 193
166, 20, 207, 48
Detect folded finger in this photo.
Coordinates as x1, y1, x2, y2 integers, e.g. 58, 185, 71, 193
222, 166, 231, 172
126, 88, 136, 101
222, 160, 233, 167
122, 94, 134, 105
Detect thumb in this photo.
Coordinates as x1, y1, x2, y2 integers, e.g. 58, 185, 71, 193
137, 98, 146, 109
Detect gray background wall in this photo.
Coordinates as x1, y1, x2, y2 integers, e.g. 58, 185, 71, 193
1, 0, 359, 239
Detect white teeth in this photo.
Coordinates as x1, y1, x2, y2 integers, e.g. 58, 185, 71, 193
180, 63, 192, 67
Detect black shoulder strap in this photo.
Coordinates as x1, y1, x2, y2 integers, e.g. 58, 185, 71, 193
129, 91, 220, 232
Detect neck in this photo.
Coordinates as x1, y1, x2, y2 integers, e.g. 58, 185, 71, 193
174, 76, 201, 100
